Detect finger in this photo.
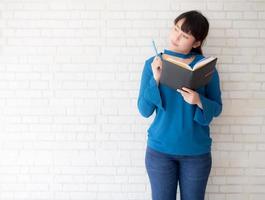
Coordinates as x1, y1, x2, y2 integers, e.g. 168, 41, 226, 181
156, 57, 162, 62
152, 58, 160, 65
177, 89, 186, 97
182, 87, 193, 93
177, 88, 188, 94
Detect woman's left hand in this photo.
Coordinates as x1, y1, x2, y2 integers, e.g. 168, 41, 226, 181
177, 87, 203, 109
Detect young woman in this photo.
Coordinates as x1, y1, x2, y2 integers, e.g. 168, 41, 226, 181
137, 10, 222, 200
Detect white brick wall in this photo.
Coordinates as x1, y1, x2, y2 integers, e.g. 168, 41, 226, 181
0, 0, 264, 199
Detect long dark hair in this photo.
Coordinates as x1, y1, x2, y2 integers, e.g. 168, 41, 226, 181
174, 10, 209, 55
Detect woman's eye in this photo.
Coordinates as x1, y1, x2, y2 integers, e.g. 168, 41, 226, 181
183, 35, 189, 39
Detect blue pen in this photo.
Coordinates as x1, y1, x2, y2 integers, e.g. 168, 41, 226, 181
152, 40, 159, 56
152, 39, 162, 70
152, 39, 162, 59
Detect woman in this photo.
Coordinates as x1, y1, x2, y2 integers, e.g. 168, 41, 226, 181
137, 10, 222, 200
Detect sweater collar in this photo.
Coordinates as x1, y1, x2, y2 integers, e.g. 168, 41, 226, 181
163, 49, 196, 59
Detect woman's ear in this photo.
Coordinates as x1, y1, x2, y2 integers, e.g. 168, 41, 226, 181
192, 40, 201, 48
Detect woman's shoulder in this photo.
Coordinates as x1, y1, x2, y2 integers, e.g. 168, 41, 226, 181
145, 56, 155, 64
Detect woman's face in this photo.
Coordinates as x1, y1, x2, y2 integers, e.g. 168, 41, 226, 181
168, 18, 200, 54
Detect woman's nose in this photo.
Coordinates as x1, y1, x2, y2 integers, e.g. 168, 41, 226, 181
175, 33, 181, 41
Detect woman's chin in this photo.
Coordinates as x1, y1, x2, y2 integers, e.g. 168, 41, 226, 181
169, 44, 179, 51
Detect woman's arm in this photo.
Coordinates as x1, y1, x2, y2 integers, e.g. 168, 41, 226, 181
137, 59, 164, 118
193, 68, 222, 126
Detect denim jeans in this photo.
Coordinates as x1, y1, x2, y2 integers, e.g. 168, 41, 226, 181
145, 146, 212, 200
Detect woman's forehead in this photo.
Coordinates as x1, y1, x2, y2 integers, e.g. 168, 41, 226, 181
175, 18, 185, 26
174, 19, 192, 35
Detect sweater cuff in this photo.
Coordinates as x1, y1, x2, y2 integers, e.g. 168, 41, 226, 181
143, 77, 165, 111
194, 94, 214, 126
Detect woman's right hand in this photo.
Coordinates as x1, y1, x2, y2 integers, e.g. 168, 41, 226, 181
151, 56, 163, 84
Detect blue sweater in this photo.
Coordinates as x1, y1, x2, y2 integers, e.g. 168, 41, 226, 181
137, 49, 222, 155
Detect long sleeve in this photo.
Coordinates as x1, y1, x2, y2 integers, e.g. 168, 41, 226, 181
137, 59, 165, 118
194, 67, 222, 126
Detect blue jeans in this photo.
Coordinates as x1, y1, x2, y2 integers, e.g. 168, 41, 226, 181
145, 146, 212, 200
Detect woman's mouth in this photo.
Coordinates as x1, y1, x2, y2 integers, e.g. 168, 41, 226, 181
171, 40, 178, 46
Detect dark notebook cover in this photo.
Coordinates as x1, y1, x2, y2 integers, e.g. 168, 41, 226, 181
159, 55, 217, 90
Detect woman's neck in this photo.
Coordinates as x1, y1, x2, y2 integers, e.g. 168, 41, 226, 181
167, 47, 191, 55
164, 48, 195, 59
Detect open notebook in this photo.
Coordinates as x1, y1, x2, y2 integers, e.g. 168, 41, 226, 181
159, 54, 218, 90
